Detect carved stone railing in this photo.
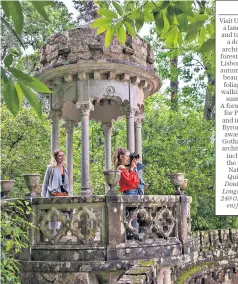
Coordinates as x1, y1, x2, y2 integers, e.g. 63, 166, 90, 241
2, 195, 238, 284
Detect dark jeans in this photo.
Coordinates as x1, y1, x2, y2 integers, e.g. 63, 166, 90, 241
123, 189, 138, 195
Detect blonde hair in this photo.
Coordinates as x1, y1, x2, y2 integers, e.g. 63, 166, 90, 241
50, 149, 66, 168
112, 148, 129, 169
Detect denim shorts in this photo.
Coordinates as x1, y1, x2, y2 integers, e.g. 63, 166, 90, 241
123, 189, 138, 195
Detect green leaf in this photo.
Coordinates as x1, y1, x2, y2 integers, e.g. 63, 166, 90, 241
116, 25, 126, 45
176, 14, 188, 31
98, 9, 118, 19
187, 20, 205, 34
15, 81, 24, 106
112, 1, 123, 16
153, 12, 164, 32
153, 1, 170, 12
105, 26, 114, 48
7, 1, 24, 35
199, 38, 215, 53
194, 14, 209, 22
162, 11, 170, 33
1, 1, 11, 18
2, 79, 19, 117
8, 67, 52, 93
1, 68, 8, 84
30, 1, 51, 22
18, 82, 42, 118
1, 17, 25, 49
185, 28, 199, 42
4, 54, 13, 68
165, 25, 178, 47
135, 11, 144, 31
124, 21, 136, 37
143, 8, 154, 21
199, 27, 206, 46
96, 25, 109, 35
174, 1, 194, 17
166, 5, 175, 25
90, 17, 111, 28
207, 23, 215, 36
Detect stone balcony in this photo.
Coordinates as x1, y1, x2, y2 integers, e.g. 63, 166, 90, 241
2, 195, 238, 283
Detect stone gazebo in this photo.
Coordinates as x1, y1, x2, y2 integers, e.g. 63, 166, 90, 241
39, 19, 161, 195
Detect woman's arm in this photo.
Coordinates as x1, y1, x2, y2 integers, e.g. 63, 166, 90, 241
120, 167, 139, 186
41, 166, 51, 197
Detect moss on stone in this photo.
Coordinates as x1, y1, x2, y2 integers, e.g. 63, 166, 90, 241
137, 260, 156, 267
177, 261, 217, 284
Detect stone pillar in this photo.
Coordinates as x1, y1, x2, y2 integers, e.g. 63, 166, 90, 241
134, 114, 144, 162
101, 123, 112, 170
163, 268, 172, 284
180, 195, 188, 253
76, 102, 94, 195
48, 110, 61, 153
157, 270, 164, 284
122, 105, 138, 153
62, 120, 77, 195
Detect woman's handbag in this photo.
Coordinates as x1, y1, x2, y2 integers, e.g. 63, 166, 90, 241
51, 192, 68, 197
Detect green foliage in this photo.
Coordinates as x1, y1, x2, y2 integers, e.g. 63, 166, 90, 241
1, 105, 51, 197
1, 0, 73, 118
1, 200, 35, 284
91, 0, 215, 55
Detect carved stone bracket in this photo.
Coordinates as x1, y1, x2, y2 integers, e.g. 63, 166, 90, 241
101, 123, 112, 135
76, 102, 94, 116
121, 105, 139, 118
48, 110, 62, 122
134, 114, 144, 127
61, 120, 78, 132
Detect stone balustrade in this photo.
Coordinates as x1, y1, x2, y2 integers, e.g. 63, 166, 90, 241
2, 196, 237, 284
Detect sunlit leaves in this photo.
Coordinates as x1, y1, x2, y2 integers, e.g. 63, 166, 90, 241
8, 67, 52, 94
91, 0, 215, 57
2, 78, 19, 117
30, 1, 54, 22
105, 25, 115, 47
3, 54, 13, 68
17, 82, 43, 119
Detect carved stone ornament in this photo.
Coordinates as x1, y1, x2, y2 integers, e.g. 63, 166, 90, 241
39, 207, 69, 243
106, 86, 115, 95
101, 123, 112, 135
134, 114, 144, 127
76, 102, 94, 116
153, 207, 175, 238
124, 206, 153, 241
70, 206, 102, 244
48, 110, 62, 122
61, 120, 78, 132
121, 105, 139, 118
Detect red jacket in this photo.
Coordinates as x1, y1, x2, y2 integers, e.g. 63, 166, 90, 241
119, 167, 139, 192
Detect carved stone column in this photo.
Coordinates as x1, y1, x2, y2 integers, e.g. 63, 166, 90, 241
122, 105, 138, 152
101, 123, 112, 170
76, 102, 94, 195
61, 120, 77, 195
163, 268, 172, 284
134, 114, 144, 162
157, 270, 164, 284
48, 110, 61, 153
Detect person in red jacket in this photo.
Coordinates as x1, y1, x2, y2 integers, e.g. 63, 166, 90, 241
113, 148, 139, 195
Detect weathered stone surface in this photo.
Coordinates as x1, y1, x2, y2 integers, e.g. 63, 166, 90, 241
20, 272, 99, 284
